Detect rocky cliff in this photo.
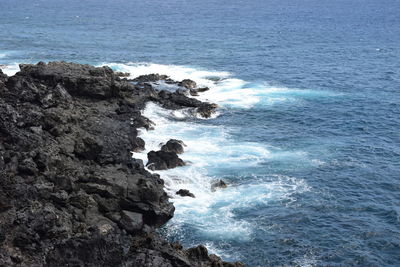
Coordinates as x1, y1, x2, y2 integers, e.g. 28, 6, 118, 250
0, 62, 243, 266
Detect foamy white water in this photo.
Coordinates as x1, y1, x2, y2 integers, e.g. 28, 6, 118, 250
134, 103, 311, 247
102, 62, 318, 252
104, 62, 339, 110
1, 63, 20, 76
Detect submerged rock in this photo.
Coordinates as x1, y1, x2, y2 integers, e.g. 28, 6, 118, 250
176, 189, 195, 198
211, 180, 228, 192
197, 103, 219, 118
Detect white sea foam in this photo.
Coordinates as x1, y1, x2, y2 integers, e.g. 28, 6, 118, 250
133, 102, 311, 249
104, 62, 230, 87
103, 62, 338, 110
105, 62, 316, 257
1, 63, 20, 76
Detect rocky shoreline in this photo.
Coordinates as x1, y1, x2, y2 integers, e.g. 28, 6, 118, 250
0, 62, 243, 266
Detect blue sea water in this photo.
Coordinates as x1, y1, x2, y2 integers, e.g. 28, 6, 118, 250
1, 0, 400, 266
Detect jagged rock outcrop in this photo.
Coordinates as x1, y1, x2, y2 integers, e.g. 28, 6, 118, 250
131, 73, 217, 118
0, 62, 243, 266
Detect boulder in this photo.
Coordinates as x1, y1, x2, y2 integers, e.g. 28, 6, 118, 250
146, 150, 185, 170
161, 139, 185, 154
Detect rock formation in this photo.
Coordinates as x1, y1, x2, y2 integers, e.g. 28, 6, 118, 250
0, 62, 242, 266
161, 139, 186, 154
146, 150, 185, 171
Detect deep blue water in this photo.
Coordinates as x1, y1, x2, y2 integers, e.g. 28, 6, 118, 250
1, 0, 400, 266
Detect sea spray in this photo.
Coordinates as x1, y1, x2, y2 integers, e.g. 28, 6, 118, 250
105, 62, 342, 261
0, 63, 20, 76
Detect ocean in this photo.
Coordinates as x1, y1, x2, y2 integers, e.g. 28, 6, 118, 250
1, 0, 400, 265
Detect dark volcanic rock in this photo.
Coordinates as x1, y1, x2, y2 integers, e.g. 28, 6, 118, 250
119, 210, 144, 233
15, 61, 120, 99
189, 89, 199, 96
0, 69, 7, 81
146, 150, 185, 171
197, 87, 209, 93
161, 139, 185, 154
133, 73, 169, 83
176, 189, 195, 198
115, 71, 130, 77
129, 73, 218, 119
156, 90, 218, 118
0, 62, 242, 267
197, 103, 219, 118
178, 79, 197, 89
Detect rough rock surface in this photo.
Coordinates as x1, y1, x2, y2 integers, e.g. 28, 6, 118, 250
161, 139, 186, 154
131, 74, 217, 118
178, 79, 197, 89
147, 150, 185, 171
0, 62, 243, 267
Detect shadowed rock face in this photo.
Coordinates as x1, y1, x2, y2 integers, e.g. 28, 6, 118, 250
0, 62, 243, 267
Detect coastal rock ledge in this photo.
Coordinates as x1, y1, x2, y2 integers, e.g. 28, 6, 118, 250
0, 62, 243, 266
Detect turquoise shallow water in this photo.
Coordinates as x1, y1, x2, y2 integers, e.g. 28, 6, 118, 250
1, 0, 400, 265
